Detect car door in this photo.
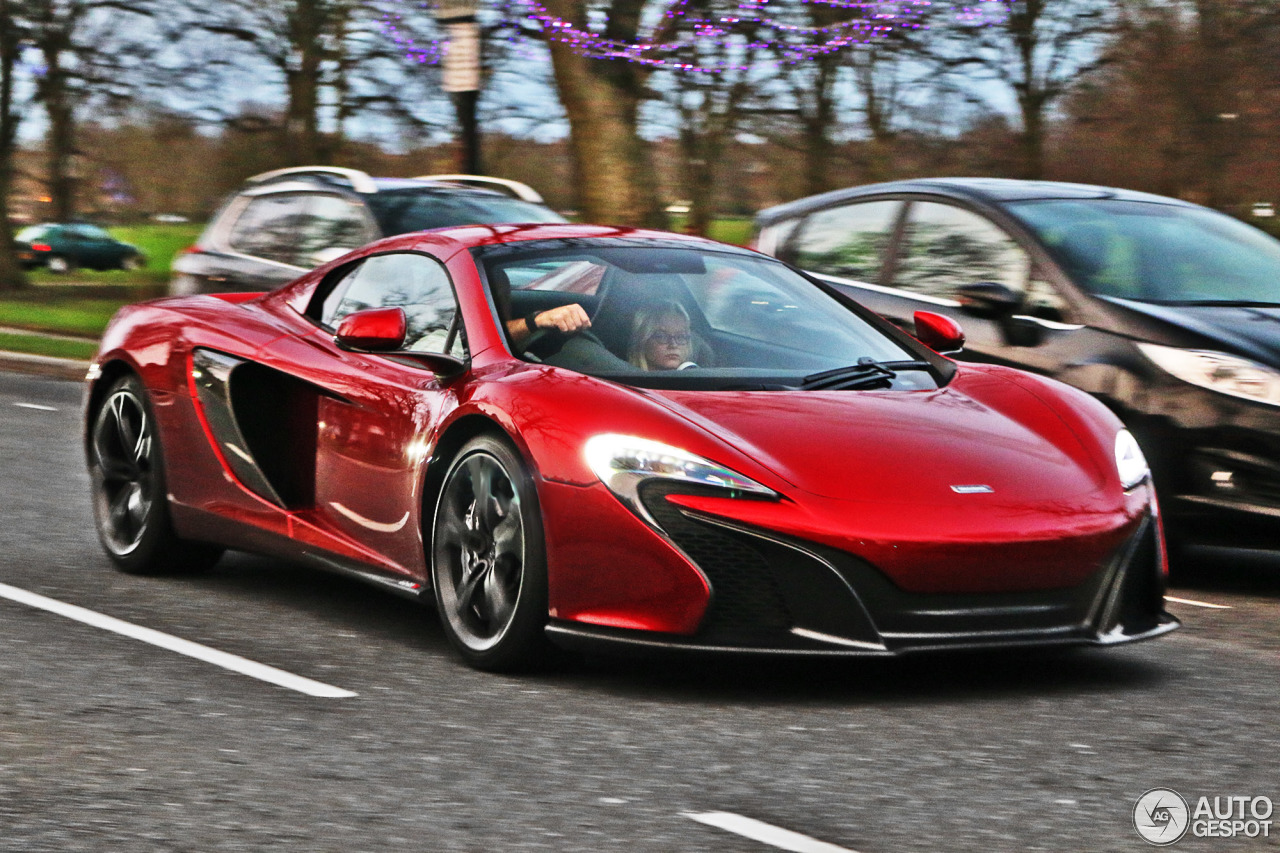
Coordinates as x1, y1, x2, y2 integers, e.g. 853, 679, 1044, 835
256, 251, 467, 577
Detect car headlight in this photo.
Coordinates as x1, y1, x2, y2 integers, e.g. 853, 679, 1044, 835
1115, 429, 1150, 490
584, 434, 777, 524
1137, 343, 1280, 406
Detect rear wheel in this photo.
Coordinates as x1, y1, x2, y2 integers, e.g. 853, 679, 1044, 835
46, 255, 73, 274
88, 374, 222, 575
431, 434, 549, 671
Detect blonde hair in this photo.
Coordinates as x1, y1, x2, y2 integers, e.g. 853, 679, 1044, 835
628, 301, 693, 370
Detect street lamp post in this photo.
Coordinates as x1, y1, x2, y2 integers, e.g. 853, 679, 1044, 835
434, 0, 481, 175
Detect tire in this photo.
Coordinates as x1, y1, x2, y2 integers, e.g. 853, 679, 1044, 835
121, 253, 146, 272
46, 255, 74, 274
88, 374, 223, 575
431, 434, 550, 671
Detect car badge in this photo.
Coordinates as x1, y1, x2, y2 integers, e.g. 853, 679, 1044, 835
951, 485, 994, 494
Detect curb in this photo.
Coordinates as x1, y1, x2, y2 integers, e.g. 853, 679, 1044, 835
0, 351, 91, 381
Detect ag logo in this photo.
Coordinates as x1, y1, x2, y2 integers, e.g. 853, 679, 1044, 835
1135, 788, 1190, 845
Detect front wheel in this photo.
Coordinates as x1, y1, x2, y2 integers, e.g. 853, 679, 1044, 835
121, 253, 146, 271
88, 374, 223, 575
431, 434, 550, 671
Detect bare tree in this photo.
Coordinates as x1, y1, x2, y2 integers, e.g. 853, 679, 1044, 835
1059, 0, 1280, 207
937, 0, 1117, 179
23, 0, 158, 222
538, 0, 664, 226
182, 0, 446, 167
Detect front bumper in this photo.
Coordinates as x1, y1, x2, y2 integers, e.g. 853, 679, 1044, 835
545, 500, 1178, 657
1137, 417, 1280, 547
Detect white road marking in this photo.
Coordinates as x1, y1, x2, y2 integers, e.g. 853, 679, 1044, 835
683, 812, 861, 853
14, 402, 57, 411
1165, 595, 1232, 610
0, 581, 357, 698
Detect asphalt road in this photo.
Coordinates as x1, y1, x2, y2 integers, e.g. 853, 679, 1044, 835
1, 370, 1277, 852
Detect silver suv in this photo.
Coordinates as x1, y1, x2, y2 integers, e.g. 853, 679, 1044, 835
170, 167, 565, 295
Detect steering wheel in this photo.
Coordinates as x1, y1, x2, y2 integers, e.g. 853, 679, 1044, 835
522, 324, 614, 360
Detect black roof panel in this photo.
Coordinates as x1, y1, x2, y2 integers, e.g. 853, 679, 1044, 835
756, 178, 1194, 224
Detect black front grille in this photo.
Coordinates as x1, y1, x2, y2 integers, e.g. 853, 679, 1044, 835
640, 484, 793, 641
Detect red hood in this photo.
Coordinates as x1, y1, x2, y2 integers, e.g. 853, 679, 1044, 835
643, 368, 1112, 507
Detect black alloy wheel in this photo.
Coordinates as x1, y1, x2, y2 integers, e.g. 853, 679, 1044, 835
89, 374, 222, 574
432, 434, 549, 670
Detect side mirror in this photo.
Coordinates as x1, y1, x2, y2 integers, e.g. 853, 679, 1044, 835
334, 307, 469, 377
335, 307, 407, 352
956, 281, 1022, 317
914, 311, 965, 355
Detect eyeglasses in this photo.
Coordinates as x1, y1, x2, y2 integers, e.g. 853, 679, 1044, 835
648, 332, 691, 347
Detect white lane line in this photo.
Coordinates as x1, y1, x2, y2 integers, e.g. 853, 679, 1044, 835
0, 582, 357, 698
14, 402, 58, 411
1165, 595, 1232, 610
683, 812, 861, 853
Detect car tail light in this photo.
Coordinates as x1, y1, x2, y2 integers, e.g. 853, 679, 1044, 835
31, 243, 52, 252
180, 245, 205, 255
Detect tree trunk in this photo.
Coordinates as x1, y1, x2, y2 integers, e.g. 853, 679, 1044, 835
1018, 94, 1046, 180
42, 44, 77, 221
284, 0, 326, 164
0, 0, 28, 291
542, 0, 663, 227
32, 5, 79, 222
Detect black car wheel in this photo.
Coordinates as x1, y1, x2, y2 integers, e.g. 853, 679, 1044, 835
431, 434, 549, 670
89, 374, 223, 575
121, 254, 146, 272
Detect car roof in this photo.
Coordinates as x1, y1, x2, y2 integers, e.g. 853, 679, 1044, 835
240, 175, 522, 200
418, 223, 753, 252
756, 178, 1196, 225
349, 224, 758, 261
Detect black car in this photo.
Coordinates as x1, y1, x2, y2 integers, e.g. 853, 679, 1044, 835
755, 178, 1280, 556
170, 168, 566, 295
15, 223, 145, 273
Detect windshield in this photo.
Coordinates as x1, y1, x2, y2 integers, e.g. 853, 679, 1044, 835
365, 189, 567, 235
1010, 199, 1280, 304
479, 241, 933, 390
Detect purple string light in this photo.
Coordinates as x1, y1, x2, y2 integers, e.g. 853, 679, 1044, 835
379, 0, 1014, 74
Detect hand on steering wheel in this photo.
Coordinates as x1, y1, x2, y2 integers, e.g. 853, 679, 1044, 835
518, 303, 593, 354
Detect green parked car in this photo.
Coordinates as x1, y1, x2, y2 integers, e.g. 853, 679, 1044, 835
14, 223, 146, 273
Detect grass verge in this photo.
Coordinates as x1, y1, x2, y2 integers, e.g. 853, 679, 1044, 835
0, 298, 130, 337
0, 332, 98, 361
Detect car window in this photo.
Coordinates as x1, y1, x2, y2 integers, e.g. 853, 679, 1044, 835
71, 224, 112, 240
294, 194, 371, 261
227, 194, 311, 266
363, 189, 566, 235
16, 226, 48, 242
892, 202, 1031, 300
1010, 199, 1280, 304
788, 200, 901, 282
319, 253, 465, 358
505, 259, 606, 295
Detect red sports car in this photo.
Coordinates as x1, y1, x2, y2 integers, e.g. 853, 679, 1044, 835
85, 224, 1177, 670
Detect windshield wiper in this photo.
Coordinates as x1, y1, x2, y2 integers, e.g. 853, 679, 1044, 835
800, 358, 932, 391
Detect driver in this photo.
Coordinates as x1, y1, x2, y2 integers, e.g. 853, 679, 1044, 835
508, 304, 592, 348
